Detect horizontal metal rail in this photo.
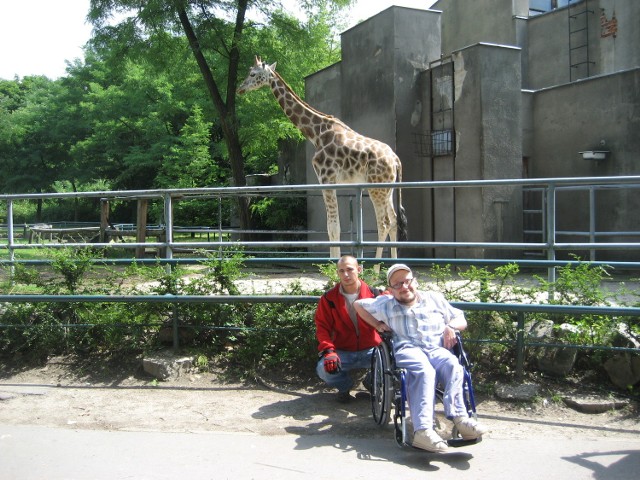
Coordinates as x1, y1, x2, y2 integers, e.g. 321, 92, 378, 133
2, 293, 639, 316
3, 240, 639, 252
2, 294, 638, 316
2, 256, 640, 272
0, 294, 319, 304
1, 294, 637, 379
2, 175, 640, 201
3, 175, 640, 285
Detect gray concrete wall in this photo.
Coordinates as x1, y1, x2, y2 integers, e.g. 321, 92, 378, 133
300, 1, 639, 261
526, 6, 570, 89
522, 90, 535, 161
530, 67, 640, 260
527, 0, 640, 89
452, 43, 524, 258
531, 69, 640, 178
438, 0, 528, 56
340, 11, 396, 147
601, 0, 640, 72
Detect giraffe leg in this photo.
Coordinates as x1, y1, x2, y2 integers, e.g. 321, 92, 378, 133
368, 188, 396, 260
322, 189, 341, 259
386, 194, 399, 259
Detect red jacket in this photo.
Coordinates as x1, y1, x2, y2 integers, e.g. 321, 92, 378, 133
315, 280, 382, 353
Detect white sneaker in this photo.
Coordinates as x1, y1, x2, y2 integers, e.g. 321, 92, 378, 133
412, 429, 449, 453
453, 416, 489, 440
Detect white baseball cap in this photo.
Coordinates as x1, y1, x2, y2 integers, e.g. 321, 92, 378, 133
386, 263, 412, 285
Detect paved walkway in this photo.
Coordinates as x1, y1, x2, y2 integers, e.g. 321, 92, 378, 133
1, 424, 639, 480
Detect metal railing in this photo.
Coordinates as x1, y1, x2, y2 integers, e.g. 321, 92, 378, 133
0, 293, 637, 379
2, 175, 640, 283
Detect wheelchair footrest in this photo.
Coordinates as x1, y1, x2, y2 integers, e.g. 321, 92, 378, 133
447, 437, 483, 448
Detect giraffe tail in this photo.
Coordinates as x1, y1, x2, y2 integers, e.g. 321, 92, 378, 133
395, 163, 408, 242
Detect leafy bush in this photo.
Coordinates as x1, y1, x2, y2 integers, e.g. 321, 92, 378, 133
250, 195, 307, 232
1, 250, 637, 383
531, 260, 621, 348
233, 281, 318, 377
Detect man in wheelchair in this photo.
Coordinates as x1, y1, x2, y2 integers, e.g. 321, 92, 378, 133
354, 264, 488, 453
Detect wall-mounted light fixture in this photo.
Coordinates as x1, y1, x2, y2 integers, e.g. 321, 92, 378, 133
580, 140, 610, 161
579, 150, 610, 160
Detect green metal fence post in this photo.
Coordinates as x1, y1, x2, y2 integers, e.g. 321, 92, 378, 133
516, 311, 526, 380
546, 184, 557, 299
172, 304, 179, 352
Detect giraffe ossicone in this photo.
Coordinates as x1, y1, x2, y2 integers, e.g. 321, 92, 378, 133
238, 56, 407, 261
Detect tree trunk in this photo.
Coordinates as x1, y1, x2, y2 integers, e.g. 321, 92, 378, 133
72, 180, 79, 222
176, 2, 252, 238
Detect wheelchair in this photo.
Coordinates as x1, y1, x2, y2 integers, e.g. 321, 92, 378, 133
370, 331, 482, 448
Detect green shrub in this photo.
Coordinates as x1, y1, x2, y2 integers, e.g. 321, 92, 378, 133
0, 250, 636, 383
234, 281, 318, 376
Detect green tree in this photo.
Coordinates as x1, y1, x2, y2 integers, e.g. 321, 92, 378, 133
0, 74, 93, 203
0, 76, 85, 219
157, 104, 220, 188
86, 0, 352, 235
71, 61, 182, 190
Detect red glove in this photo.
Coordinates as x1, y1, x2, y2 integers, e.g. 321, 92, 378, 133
323, 349, 341, 374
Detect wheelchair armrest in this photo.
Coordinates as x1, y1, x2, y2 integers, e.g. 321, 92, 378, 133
452, 331, 472, 369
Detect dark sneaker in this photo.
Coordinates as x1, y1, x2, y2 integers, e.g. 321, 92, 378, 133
362, 371, 372, 393
336, 391, 353, 403
354, 391, 370, 401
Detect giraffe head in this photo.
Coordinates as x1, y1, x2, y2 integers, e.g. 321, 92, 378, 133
237, 56, 277, 94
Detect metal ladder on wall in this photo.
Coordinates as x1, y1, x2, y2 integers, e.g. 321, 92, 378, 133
568, 0, 595, 81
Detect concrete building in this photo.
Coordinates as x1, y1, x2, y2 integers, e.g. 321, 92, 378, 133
301, 0, 639, 261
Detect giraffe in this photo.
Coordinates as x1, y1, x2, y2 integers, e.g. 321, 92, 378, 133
238, 56, 407, 261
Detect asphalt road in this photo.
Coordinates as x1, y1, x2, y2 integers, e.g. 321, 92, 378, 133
1, 424, 639, 480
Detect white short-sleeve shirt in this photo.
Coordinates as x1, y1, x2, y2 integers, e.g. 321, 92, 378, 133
358, 291, 464, 351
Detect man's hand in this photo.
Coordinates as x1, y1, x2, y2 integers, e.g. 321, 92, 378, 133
323, 349, 341, 374
442, 325, 459, 350
376, 321, 392, 333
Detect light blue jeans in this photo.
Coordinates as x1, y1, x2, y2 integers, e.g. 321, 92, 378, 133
394, 344, 467, 432
316, 348, 374, 393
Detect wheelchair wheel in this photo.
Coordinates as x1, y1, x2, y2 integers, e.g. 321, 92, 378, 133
371, 341, 394, 425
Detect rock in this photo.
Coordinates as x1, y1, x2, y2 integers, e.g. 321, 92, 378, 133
495, 382, 540, 401
603, 354, 640, 389
537, 346, 578, 377
610, 324, 640, 349
557, 323, 580, 335
142, 352, 194, 381
562, 394, 629, 414
526, 320, 579, 377
526, 319, 555, 340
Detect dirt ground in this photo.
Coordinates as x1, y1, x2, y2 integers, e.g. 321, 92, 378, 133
0, 354, 638, 444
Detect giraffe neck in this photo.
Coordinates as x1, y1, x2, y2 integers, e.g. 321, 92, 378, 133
270, 71, 339, 145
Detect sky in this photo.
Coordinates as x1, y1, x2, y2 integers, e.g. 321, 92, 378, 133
0, 0, 436, 80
